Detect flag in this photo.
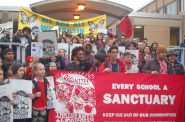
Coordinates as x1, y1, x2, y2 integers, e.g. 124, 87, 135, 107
118, 16, 133, 38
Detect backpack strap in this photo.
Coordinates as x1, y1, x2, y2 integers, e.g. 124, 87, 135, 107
44, 77, 48, 96
32, 79, 40, 92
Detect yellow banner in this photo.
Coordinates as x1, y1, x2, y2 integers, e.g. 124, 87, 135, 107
18, 7, 106, 35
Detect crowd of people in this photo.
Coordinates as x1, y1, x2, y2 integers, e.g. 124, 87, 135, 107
0, 26, 184, 122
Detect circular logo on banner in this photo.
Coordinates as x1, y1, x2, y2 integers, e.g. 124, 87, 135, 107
55, 73, 96, 115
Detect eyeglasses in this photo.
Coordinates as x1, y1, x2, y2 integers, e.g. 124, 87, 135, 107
111, 51, 118, 54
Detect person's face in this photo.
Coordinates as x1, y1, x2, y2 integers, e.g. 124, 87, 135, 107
5, 51, 14, 61
95, 59, 101, 65
153, 44, 158, 50
58, 49, 65, 57
49, 64, 57, 70
23, 30, 30, 37
103, 35, 108, 40
15, 67, 25, 79
169, 55, 177, 63
158, 51, 167, 60
129, 44, 136, 50
144, 54, 152, 62
97, 34, 103, 40
108, 29, 112, 34
110, 49, 118, 60
66, 38, 71, 43
138, 42, 144, 51
72, 38, 78, 43
50, 56, 57, 62
35, 64, 45, 77
144, 39, 148, 43
85, 45, 91, 53
0, 70, 4, 82
75, 50, 84, 62
121, 37, 126, 43
144, 47, 151, 54
6, 31, 10, 36
89, 33, 94, 37
124, 55, 132, 64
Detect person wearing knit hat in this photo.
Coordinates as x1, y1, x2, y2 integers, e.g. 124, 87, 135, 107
11, 62, 25, 79
142, 46, 174, 74
25, 56, 34, 80
89, 53, 106, 72
11, 62, 34, 122
26, 56, 33, 65
156, 46, 167, 55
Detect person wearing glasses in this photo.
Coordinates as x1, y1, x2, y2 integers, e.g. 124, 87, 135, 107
102, 46, 126, 73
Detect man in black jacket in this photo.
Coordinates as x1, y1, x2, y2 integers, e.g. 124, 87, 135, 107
142, 46, 174, 74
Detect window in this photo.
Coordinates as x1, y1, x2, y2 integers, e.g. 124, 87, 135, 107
134, 26, 144, 40
166, 1, 177, 15
170, 27, 180, 46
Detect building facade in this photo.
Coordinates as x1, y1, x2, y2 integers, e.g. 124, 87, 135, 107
131, 0, 185, 47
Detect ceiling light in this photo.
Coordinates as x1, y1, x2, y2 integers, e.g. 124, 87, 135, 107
78, 3, 85, 10
74, 14, 80, 19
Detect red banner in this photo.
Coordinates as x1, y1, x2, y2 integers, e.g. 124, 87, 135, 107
49, 71, 185, 122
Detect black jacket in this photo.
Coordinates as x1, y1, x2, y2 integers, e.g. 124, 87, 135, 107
170, 61, 184, 74
142, 58, 175, 74
65, 61, 92, 71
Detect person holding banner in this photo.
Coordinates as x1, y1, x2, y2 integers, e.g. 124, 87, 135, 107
11, 62, 33, 122
122, 52, 139, 73
65, 46, 92, 71
89, 53, 106, 72
167, 49, 184, 74
103, 46, 126, 72
142, 46, 174, 74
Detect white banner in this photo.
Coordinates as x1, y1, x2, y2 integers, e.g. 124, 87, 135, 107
31, 42, 43, 58
10, 79, 32, 119
46, 76, 56, 109
38, 31, 58, 57
0, 84, 13, 122
0, 21, 13, 39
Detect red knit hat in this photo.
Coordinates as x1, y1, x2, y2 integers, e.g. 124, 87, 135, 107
26, 56, 33, 64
